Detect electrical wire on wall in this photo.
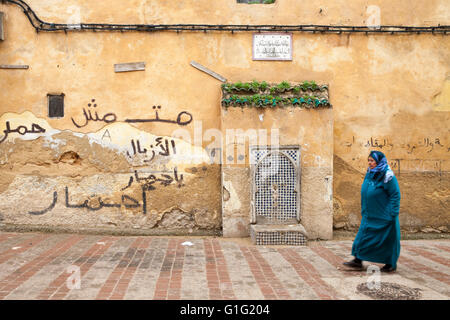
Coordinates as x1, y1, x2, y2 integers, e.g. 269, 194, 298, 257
3, 0, 449, 35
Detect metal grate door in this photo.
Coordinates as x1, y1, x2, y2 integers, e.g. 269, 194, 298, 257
251, 146, 300, 224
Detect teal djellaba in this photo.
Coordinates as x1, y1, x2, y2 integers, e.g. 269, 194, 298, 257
344, 151, 401, 272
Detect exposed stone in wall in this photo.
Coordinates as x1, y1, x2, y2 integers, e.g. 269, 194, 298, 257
221, 167, 251, 237
300, 167, 334, 240
0, 112, 221, 235
157, 208, 196, 229
333, 155, 450, 233
332, 155, 365, 230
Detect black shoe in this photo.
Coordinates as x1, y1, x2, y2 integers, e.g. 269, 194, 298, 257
380, 264, 396, 273
343, 259, 363, 269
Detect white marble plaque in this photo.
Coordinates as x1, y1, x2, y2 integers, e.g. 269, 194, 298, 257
252, 33, 292, 61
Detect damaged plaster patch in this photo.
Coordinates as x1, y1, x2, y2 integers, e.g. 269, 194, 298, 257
432, 76, 450, 111
222, 180, 241, 211
43, 136, 67, 150
0, 112, 211, 174
0, 111, 221, 233
157, 207, 195, 229
85, 122, 210, 170
58, 151, 81, 164
0, 170, 221, 231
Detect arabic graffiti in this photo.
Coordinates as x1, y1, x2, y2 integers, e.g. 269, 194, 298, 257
122, 167, 184, 191
126, 137, 177, 162
364, 137, 394, 150
65, 187, 140, 210
71, 99, 117, 128
70, 100, 193, 128
344, 136, 448, 154
389, 159, 400, 172
124, 106, 193, 126
26, 167, 184, 216
404, 138, 444, 154
0, 121, 46, 144
343, 136, 395, 150
28, 191, 57, 215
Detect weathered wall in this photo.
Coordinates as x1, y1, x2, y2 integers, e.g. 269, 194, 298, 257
221, 105, 333, 239
0, 112, 222, 234
1, 0, 449, 237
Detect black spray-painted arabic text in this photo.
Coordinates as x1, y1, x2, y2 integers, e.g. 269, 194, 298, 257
71, 103, 192, 128
0, 121, 46, 144
27, 167, 184, 216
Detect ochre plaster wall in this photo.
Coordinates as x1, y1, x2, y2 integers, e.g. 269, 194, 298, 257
0, 0, 449, 237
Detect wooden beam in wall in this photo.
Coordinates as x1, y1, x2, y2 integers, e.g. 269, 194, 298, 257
190, 61, 227, 83
114, 62, 146, 73
0, 65, 29, 69
0, 12, 4, 41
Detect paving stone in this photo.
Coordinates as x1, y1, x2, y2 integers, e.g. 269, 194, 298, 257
0, 232, 448, 300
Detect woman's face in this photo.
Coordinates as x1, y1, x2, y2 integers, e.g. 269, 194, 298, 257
368, 156, 377, 169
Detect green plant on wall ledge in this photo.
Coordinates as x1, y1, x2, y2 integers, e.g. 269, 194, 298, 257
221, 80, 328, 94
221, 95, 330, 108
221, 80, 331, 108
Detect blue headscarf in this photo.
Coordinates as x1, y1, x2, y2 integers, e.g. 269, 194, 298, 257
368, 151, 394, 183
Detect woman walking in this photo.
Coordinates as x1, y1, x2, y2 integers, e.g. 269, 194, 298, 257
343, 151, 401, 272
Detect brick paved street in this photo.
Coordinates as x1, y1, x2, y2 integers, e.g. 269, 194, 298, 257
0, 231, 448, 300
